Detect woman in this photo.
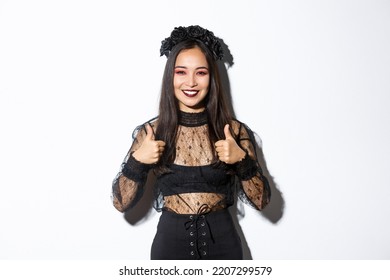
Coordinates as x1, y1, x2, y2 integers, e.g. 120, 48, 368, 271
112, 25, 271, 260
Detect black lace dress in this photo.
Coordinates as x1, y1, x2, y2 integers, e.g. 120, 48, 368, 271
112, 110, 270, 259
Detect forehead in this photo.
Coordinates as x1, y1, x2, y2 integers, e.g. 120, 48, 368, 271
175, 47, 208, 67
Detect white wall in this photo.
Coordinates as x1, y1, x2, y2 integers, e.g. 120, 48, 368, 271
1, 0, 389, 259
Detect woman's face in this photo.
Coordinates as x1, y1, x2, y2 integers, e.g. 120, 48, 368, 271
173, 47, 210, 113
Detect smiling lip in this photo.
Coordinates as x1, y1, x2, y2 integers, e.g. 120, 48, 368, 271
182, 90, 199, 97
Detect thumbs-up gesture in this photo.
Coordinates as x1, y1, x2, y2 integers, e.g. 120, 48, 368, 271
215, 124, 246, 164
132, 124, 166, 164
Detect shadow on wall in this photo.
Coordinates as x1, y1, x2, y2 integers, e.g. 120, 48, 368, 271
254, 136, 285, 224
122, 38, 285, 259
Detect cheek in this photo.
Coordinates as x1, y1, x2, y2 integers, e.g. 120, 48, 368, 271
202, 78, 210, 90
173, 77, 179, 88
173, 76, 184, 89
197, 76, 209, 88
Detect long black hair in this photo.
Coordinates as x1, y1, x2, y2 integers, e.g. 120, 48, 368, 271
155, 39, 233, 170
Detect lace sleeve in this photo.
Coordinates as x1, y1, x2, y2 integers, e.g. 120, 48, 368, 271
112, 121, 155, 212
232, 121, 271, 210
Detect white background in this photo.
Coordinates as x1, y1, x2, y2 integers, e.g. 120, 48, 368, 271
1, 0, 389, 260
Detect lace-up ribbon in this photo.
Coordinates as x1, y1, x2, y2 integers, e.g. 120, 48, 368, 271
184, 204, 215, 259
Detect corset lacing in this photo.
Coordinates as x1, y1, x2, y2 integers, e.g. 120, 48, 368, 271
184, 204, 215, 259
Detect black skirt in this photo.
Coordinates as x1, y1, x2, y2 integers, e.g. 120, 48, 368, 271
151, 209, 243, 260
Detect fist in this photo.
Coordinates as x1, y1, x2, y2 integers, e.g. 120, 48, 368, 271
132, 124, 166, 164
215, 124, 246, 164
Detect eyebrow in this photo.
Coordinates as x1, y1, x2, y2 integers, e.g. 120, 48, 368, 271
174, 66, 209, 70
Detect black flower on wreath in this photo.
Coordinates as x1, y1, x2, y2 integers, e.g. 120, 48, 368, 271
170, 26, 188, 44
159, 25, 224, 60
160, 37, 173, 57
187, 25, 207, 38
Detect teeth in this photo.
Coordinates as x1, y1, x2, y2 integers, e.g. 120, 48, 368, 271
183, 90, 198, 96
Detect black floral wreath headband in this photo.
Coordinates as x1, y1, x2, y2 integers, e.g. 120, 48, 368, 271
160, 25, 224, 61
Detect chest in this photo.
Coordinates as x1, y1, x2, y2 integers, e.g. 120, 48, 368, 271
174, 125, 214, 166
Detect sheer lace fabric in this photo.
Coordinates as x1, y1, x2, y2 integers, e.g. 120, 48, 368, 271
112, 112, 270, 214
175, 125, 213, 166
112, 123, 152, 212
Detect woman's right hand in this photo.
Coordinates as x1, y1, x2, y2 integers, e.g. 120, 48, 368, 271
132, 124, 166, 164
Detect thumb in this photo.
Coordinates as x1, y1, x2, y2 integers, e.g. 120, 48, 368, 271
224, 124, 233, 140
145, 123, 155, 140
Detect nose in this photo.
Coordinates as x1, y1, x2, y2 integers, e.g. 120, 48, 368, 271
186, 73, 198, 87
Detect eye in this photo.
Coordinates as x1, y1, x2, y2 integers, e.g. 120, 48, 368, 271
175, 70, 186, 75
197, 71, 209, 76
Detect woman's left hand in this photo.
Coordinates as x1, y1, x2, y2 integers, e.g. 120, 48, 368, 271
215, 124, 246, 164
